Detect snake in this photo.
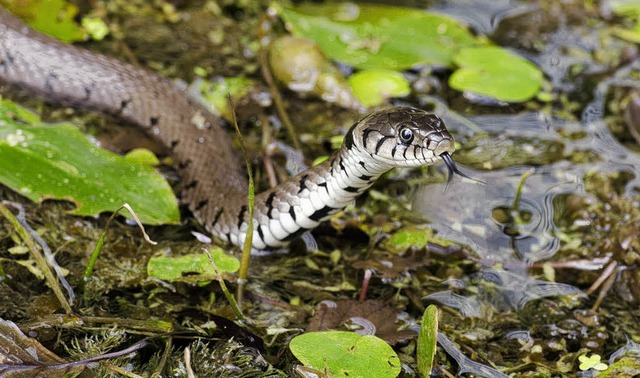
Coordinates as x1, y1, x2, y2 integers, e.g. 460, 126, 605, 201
0, 8, 460, 250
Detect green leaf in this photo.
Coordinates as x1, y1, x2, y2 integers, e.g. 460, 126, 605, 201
0, 98, 179, 224
348, 69, 410, 107
81, 16, 109, 41
610, 0, 640, 17
612, 24, 640, 44
274, 2, 482, 70
147, 248, 240, 283
382, 226, 431, 254
290, 331, 401, 378
28, 0, 86, 43
449, 47, 543, 102
195, 76, 255, 120
124, 148, 160, 166
578, 354, 608, 371
417, 305, 438, 376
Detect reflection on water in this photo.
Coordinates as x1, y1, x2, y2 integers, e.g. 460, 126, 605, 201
414, 64, 640, 310
415, 166, 573, 264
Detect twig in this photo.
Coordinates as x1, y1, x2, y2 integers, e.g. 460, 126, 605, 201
204, 247, 245, 320
257, 13, 301, 151
228, 95, 255, 306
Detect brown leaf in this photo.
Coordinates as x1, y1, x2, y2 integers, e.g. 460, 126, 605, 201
307, 300, 416, 344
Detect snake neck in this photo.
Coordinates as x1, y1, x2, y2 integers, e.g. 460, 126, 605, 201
208, 143, 390, 250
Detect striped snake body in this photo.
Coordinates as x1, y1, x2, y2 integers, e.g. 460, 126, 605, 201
0, 8, 456, 249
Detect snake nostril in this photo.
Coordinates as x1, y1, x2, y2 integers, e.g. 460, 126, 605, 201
433, 138, 455, 156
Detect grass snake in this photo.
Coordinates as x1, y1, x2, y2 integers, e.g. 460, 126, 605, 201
0, 8, 458, 250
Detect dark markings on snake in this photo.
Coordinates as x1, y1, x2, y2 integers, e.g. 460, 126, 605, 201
257, 225, 264, 242
362, 129, 374, 149
344, 186, 359, 193
309, 205, 335, 222
339, 159, 346, 172
403, 147, 409, 159
359, 161, 367, 170
282, 227, 309, 242
225, 232, 231, 243
298, 174, 309, 194
391, 145, 397, 157
45, 72, 58, 92
237, 205, 247, 228
318, 182, 328, 188
149, 116, 159, 126
289, 206, 297, 222
177, 159, 192, 169
195, 199, 208, 211
184, 180, 198, 190
413, 146, 419, 159
120, 99, 130, 111
83, 85, 92, 100
265, 192, 276, 213
170, 140, 179, 150
343, 124, 356, 149
375, 136, 393, 154
210, 208, 223, 227
359, 174, 372, 181
4, 52, 14, 65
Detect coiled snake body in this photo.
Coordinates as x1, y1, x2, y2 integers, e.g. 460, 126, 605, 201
0, 8, 456, 249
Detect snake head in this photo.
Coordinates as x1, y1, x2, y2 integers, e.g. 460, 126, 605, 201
348, 106, 455, 168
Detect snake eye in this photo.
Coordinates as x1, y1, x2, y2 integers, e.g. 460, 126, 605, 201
399, 127, 414, 145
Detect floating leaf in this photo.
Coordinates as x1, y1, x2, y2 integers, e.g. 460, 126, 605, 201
449, 47, 543, 102
274, 2, 482, 70
290, 331, 401, 378
0, 99, 179, 224
348, 69, 410, 106
417, 305, 438, 376
147, 248, 240, 283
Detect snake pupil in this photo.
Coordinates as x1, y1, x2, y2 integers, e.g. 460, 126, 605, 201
399, 127, 414, 145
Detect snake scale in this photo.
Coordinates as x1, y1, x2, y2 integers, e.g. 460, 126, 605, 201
0, 8, 458, 250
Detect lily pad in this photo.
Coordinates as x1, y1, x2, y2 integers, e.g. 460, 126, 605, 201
348, 69, 410, 107
449, 47, 543, 102
274, 2, 482, 70
289, 331, 401, 378
0, 99, 179, 224
147, 248, 240, 283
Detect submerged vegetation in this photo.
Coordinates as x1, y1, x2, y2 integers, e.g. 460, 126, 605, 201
0, 0, 640, 376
